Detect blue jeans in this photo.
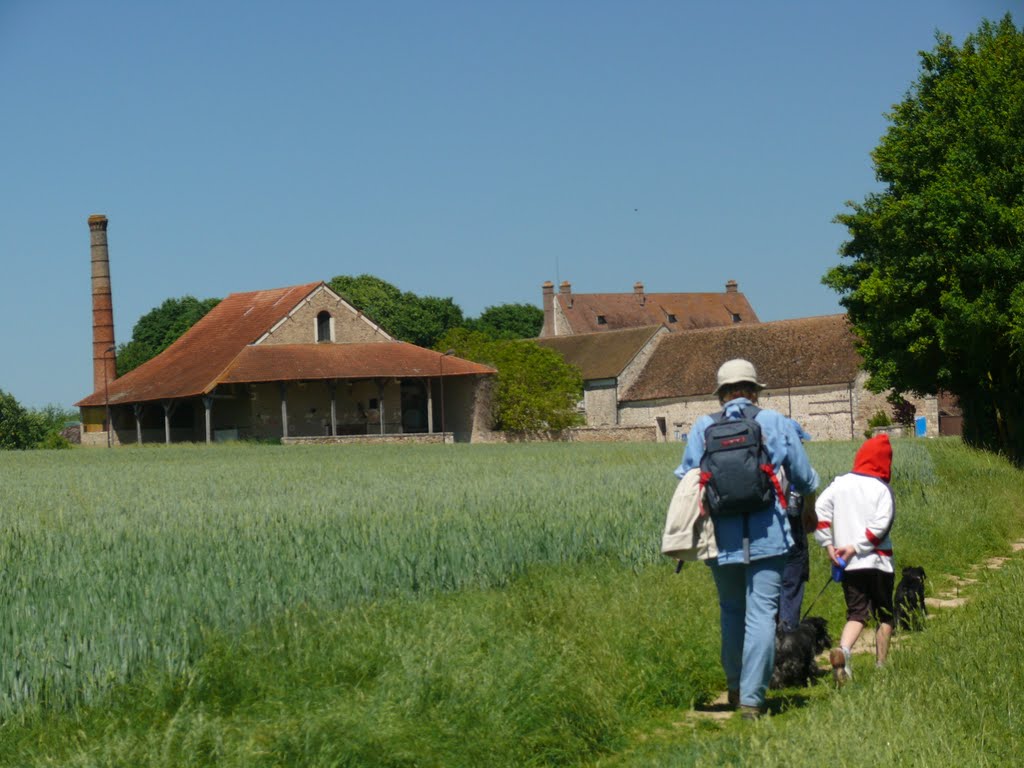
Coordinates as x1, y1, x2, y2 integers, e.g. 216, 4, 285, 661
710, 555, 786, 708
779, 527, 809, 632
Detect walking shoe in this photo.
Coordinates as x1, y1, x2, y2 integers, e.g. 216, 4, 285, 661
727, 689, 740, 709
830, 648, 851, 686
739, 704, 766, 721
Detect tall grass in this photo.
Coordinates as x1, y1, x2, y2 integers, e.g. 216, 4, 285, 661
0, 439, 967, 719
0, 562, 724, 768
1, 437, 1021, 767
0, 442, 680, 718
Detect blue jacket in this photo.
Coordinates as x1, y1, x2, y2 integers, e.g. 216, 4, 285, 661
674, 398, 819, 565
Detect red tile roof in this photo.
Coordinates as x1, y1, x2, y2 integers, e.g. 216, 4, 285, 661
621, 315, 860, 402
218, 343, 495, 383
552, 290, 759, 335
77, 282, 492, 407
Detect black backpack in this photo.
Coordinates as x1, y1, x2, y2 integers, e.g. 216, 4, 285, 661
699, 405, 784, 517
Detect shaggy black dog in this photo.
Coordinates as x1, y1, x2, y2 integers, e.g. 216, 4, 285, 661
770, 616, 832, 689
894, 565, 928, 631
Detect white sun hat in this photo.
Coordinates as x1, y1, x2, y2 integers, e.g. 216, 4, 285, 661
715, 359, 766, 393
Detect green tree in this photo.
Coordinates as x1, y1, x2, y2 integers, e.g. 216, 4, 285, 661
29, 403, 78, 445
438, 329, 584, 431
329, 274, 464, 348
824, 14, 1024, 460
0, 393, 42, 448
467, 303, 544, 340
117, 296, 221, 376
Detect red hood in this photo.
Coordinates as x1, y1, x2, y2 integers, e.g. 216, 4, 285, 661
853, 433, 892, 482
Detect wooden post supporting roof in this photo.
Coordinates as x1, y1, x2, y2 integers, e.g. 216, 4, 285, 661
426, 378, 434, 434
202, 395, 213, 445
280, 382, 289, 438
133, 404, 143, 445
328, 380, 337, 437
161, 400, 178, 445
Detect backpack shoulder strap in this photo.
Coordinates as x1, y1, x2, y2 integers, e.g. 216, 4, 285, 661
740, 404, 762, 419
710, 408, 729, 424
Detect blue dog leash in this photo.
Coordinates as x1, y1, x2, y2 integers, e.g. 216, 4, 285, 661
800, 556, 846, 621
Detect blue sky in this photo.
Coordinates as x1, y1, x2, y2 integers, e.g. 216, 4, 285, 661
0, 0, 1014, 409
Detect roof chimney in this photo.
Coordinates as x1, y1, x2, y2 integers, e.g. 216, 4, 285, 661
540, 281, 555, 337
89, 215, 117, 393
725, 279, 738, 293
633, 281, 645, 304
559, 280, 573, 309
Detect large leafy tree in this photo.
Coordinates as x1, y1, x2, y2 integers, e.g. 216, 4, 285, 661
824, 14, 1024, 460
467, 303, 544, 340
329, 274, 464, 349
437, 329, 583, 431
117, 296, 221, 376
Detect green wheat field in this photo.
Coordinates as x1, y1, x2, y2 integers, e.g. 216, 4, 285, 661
0, 439, 1021, 766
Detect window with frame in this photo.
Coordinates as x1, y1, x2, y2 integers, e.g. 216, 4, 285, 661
317, 311, 332, 342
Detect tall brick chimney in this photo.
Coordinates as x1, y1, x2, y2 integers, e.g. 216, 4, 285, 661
540, 280, 555, 337
89, 215, 117, 393
633, 281, 645, 305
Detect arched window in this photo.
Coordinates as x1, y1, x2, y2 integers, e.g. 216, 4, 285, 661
316, 311, 332, 342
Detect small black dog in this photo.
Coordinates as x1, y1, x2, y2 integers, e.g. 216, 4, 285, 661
894, 565, 927, 631
770, 616, 832, 689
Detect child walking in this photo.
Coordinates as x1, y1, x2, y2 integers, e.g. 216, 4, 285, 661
814, 433, 896, 683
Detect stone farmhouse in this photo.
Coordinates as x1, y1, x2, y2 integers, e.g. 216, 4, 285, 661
76, 216, 494, 445
534, 279, 949, 441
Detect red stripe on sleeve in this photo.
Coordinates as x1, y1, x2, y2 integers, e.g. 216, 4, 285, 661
816, 521, 831, 531
866, 529, 882, 546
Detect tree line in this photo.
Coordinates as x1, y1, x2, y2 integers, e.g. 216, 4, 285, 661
0, 393, 77, 449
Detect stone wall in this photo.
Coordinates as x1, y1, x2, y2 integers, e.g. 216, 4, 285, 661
583, 383, 617, 426
851, 371, 939, 438
472, 425, 656, 443
618, 377, 941, 442
259, 287, 391, 345
283, 433, 453, 445
569, 425, 657, 442
468, 375, 495, 442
